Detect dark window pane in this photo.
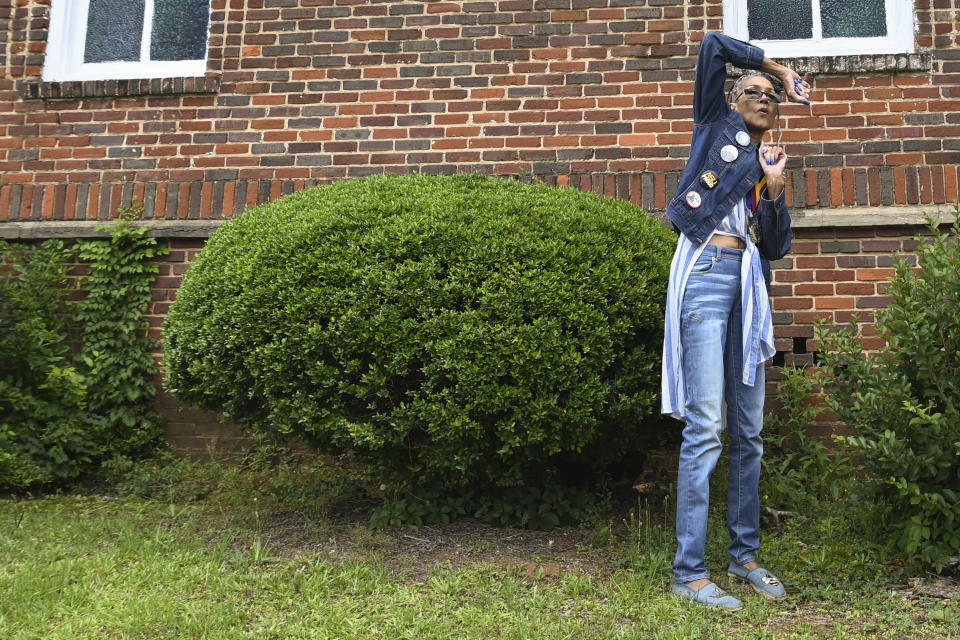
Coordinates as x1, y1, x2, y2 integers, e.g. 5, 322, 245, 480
151, 0, 210, 61
747, 0, 813, 40
821, 0, 887, 38
84, 0, 145, 63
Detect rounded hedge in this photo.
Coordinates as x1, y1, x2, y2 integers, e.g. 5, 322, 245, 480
164, 173, 675, 493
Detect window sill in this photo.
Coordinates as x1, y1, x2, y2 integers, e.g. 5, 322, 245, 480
731, 52, 932, 76
19, 75, 220, 100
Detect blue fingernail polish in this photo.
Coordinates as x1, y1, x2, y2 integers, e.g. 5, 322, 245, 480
803, 100, 811, 106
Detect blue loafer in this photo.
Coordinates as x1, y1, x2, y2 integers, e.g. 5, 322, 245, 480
672, 581, 744, 611
727, 562, 788, 601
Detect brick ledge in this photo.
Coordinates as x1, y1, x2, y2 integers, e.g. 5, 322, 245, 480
791, 206, 956, 228
2, 206, 956, 240
0, 220, 224, 239
19, 76, 221, 100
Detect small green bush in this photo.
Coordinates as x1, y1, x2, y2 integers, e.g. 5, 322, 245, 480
0, 240, 95, 487
761, 367, 850, 509
164, 173, 675, 523
0, 218, 167, 491
816, 213, 960, 569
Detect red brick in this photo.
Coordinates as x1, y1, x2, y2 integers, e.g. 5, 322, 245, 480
842, 168, 855, 206
862, 240, 901, 252
774, 297, 813, 310
154, 183, 168, 218
815, 270, 856, 281
0, 185, 11, 221
109, 184, 123, 218
176, 183, 190, 219
794, 312, 834, 324
654, 172, 666, 210
806, 170, 818, 206
64, 183, 78, 220
796, 256, 836, 269
894, 166, 906, 204
857, 268, 897, 281
919, 166, 933, 204
795, 283, 834, 295
946, 167, 959, 202
41, 184, 55, 219
773, 325, 816, 338
815, 297, 855, 310
201, 182, 213, 218
856, 296, 894, 309
836, 283, 876, 295
789, 241, 820, 255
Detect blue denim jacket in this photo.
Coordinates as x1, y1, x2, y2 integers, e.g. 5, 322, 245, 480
665, 32, 793, 283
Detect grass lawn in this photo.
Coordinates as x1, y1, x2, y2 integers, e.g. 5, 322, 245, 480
1, 457, 958, 639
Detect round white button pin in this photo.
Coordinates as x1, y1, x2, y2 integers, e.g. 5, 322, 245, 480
720, 144, 738, 162
685, 190, 702, 208
736, 131, 751, 146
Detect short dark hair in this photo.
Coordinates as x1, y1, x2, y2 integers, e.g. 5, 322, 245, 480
730, 72, 782, 102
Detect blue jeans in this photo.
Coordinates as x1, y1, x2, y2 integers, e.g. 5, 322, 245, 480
673, 245, 765, 584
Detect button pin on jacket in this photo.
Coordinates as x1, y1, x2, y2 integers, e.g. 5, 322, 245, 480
720, 145, 738, 162
735, 131, 751, 146
685, 190, 702, 208
749, 219, 762, 245
699, 171, 719, 189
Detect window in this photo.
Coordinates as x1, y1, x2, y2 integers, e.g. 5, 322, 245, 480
722, 0, 915, 57
44, 0, 211, 82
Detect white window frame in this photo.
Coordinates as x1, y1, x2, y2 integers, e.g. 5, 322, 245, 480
44, 0, 210, 82
723, 0, 915, 58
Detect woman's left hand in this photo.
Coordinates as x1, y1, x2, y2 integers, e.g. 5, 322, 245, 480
783, 71, 812, 105
759, 144, 787, 197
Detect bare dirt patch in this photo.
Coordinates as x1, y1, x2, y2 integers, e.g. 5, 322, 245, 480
264, 509, 608, 580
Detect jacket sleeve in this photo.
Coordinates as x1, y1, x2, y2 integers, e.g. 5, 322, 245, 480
694, 32, 766, 125
757, 189, 793, 261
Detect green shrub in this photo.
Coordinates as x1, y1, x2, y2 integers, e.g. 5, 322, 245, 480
0, 240, 95, 487
164, 173, 675, 523
815, 214, 960, 569
760, 366, 850, 509
0, 218, 167, 491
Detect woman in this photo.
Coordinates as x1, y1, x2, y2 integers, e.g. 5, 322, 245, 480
661, 31, 811, 611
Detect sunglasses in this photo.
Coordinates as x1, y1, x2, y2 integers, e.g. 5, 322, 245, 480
739, 87, 782, 104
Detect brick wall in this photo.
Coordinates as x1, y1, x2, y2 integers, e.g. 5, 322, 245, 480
2, 0, 959, 450
2, 0, 958, 220
771, 228, 922, 363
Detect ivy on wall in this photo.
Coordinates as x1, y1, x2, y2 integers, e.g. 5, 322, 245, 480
0, 214, 168, 490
